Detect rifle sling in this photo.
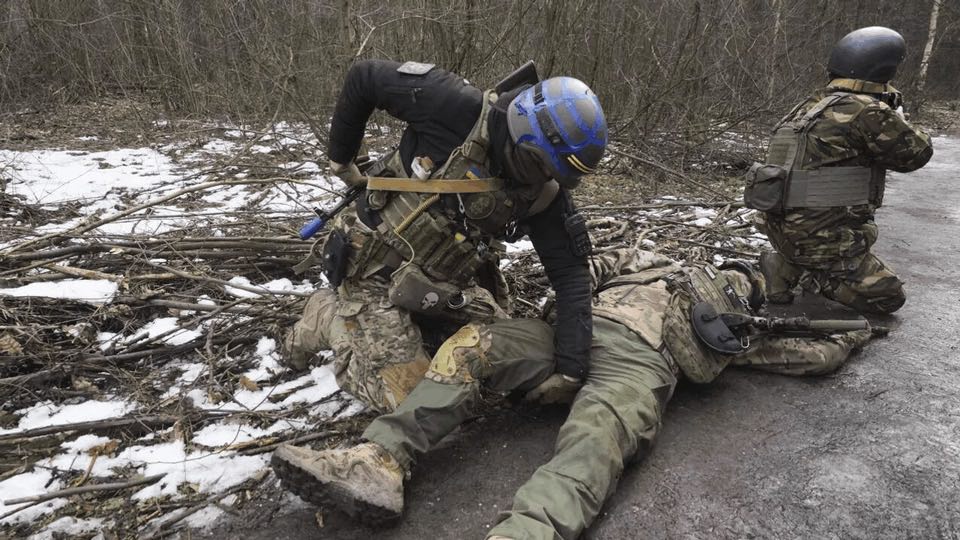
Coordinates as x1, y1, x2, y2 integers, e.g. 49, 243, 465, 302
366, 176, 503, 193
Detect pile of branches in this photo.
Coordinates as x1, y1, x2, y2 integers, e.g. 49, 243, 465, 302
0, 190, 318, 408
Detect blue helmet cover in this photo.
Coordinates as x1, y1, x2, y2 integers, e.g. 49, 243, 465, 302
507, 77, 607, 184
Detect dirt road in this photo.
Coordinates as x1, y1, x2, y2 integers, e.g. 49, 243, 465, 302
204, 136, 960, 540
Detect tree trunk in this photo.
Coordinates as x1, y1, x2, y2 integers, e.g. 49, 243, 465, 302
915, 0, 941, 111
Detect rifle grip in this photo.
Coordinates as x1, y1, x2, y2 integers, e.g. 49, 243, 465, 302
299, 217, 327, 240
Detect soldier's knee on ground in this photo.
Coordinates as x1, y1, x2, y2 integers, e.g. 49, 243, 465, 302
282, 288, 337, 370
760, 251, 802, 304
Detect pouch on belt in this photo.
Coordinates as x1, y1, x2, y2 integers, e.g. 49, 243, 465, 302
388, 264, 464, 316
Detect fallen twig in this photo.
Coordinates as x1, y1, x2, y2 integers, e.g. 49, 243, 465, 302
3, 473, 166, 506
237, 430, 340, 456
0, 414, 181, 443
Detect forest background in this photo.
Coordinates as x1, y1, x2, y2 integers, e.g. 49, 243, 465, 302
1, 0, 957, 151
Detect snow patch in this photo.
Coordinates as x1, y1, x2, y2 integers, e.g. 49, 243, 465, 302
31, 516, 105, 539
0, 469, 67, 525
1, 147, 179, 204
0, 399, 135, 435
126, 317, 202, 346
224, 277, 314, 298
0, 279, 118, 305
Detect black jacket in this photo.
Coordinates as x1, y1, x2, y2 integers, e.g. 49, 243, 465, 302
328, 59, 592, 378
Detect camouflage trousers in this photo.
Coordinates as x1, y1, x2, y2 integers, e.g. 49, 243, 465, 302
758, 211, 905, 314
283, 277, 507, 412
362, 315, 870, 540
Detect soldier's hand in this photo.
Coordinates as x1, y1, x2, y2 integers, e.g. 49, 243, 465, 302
329, 160, 366, 187
523, 373, 581, 405
895, 106, 909, 122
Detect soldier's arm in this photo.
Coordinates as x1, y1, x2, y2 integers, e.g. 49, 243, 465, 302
525, 190, 593, 379
855, 102, 934, 173
328, 59, 481, 166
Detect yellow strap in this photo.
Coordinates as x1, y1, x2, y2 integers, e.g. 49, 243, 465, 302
828, 78, 895, 94
366, 176, 503, 193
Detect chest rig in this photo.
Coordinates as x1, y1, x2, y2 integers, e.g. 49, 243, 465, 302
745, 81, 888, 213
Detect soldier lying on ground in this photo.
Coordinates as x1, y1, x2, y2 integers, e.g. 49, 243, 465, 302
745, 26, 933, 315
284, 60, 607, 412
271, 247, 877, 540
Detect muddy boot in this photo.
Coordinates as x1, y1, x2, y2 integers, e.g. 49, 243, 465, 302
271, 442, 405, 524
760, 251, 801, 304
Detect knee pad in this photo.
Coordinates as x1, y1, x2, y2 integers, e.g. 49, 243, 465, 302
427, 325, 486, 384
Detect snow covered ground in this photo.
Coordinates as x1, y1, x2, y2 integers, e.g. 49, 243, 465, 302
0, 123, 366, 537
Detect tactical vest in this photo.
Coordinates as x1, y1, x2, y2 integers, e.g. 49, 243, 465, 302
660, 264, 752, 383
744, 81, 887, 213
329, 89, 550, 319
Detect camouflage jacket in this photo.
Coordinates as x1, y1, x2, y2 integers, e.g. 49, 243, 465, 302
588, 249, 680, 350
761, 80, 933, 231
787, 80, 933, 173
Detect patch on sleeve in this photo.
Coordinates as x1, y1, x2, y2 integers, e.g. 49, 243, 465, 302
397, 61, 436, 76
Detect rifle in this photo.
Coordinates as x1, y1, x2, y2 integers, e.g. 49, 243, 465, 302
690, 301, 887, 355
297, 155, 377, 240
298, 186, 364, 240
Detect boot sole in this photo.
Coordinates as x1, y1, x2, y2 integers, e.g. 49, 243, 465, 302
270, 453, 401, 526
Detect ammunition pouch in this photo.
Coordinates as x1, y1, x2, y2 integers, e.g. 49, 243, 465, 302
743, 162, 789, 213
321, 229, 351, 288
388, 264, 465, 316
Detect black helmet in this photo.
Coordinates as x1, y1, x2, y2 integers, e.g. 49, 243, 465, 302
827, 26, 906, 83
506, 77, 607, 188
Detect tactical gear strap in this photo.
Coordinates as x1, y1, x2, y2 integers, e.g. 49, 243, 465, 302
827, 78, 895, 95
366, 176, 504, 193
458, 90, 497, 165
796, 93, 851, 133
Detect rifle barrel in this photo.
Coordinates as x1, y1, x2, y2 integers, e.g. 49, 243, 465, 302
806, 319, 871, 332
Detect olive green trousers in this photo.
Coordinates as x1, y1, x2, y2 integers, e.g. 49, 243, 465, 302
362, 316, 867, 539
363, 317, 677, 540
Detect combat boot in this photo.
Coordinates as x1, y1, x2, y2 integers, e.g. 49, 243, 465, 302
271, 442, 405, 524
759, 251, 800, 304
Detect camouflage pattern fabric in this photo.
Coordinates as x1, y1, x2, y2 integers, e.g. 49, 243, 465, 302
328, 281, 433, 412
284, 277, 508, 413
759, 244, 905, 314
757, 81, 932, 315
732, 329, 872, 376
359, 248, 872, 540
282, 288, 338, 371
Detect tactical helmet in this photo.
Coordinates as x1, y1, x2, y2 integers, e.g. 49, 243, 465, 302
827, 26, 906, 83
506, 77, 607, 188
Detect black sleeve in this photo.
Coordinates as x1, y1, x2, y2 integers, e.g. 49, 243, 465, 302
328, 60, 482, 168
524, 190, 593, 378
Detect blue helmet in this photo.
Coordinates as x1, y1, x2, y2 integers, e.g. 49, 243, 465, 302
506, 77, 607, 187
